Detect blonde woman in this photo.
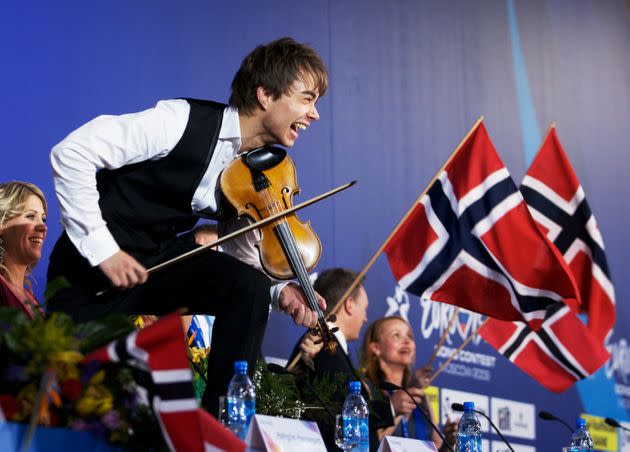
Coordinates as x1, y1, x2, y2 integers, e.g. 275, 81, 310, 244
361, 316, 456, 451
0, 181, 47, 318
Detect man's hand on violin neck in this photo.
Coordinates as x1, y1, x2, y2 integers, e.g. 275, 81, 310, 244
299, 331, 324, 361
98, 250, 148, 289
278, 283, 326, 328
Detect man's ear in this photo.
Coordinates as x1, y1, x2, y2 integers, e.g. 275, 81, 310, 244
344, 297, 354, 315
256, 86, 272, 111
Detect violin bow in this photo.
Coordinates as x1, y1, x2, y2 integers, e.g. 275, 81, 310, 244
96, 180, 356, 295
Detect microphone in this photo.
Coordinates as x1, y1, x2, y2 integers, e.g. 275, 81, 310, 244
538, 410, 573, 433
381, 381, 454, 452
266, 363, 336, 421
605, 417, 630, 432
452, 403, 515, 452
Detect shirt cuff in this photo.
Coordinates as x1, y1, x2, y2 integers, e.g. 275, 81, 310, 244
77, 226, 120, 266
270, 281, 290, 311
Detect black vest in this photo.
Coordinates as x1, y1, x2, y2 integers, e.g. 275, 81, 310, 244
48, 99, 228, 286
95, 99, 226, 259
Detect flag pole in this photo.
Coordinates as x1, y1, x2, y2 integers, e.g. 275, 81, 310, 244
541, 123, 555, 147
422, 319, 487, 388
286, 117, 484, 371
332, 116, 485, 314
20, 368, 56, 452
426, 307, 461, 368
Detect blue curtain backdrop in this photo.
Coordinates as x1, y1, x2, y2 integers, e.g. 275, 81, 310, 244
2, 1, 629, 450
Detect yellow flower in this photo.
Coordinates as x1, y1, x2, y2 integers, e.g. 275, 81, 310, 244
89, 369, 106, 385
13, 383, 37, 421
132, 316, 145, 329
75, 383, 114, 417
74, 370, 114, 416
190, 346, 210, 363
51, 350, 84, 364
49, 350, 84, 380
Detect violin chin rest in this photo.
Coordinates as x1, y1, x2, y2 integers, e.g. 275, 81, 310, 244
244, 146, 287, 171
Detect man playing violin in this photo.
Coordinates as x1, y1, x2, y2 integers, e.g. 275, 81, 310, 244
46, 37, 327, 416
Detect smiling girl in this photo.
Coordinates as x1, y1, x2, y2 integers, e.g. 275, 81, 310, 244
361, 316, 456, 450
0, 181, 47, 318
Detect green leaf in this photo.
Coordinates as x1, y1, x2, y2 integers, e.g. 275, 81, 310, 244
76, 315, 134, 353
0, 307, 31, 352
43, 276, 72, 301
0, 306, 30, 325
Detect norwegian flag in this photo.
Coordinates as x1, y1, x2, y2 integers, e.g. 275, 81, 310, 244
478, 304, 610, 392
84, 313, 245, 452
384, 120, 579, 330
520, 126, 615, 341
478, 126, 613, 392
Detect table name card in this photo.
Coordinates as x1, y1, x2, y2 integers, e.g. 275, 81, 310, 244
245, 414, 326, 451
377, 435, 438, 452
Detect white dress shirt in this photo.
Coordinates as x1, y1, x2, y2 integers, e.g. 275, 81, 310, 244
334, 328, 349, 354
50, 99, 286, 307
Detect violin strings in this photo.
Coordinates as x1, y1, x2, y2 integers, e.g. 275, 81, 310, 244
259, 185, 326, 323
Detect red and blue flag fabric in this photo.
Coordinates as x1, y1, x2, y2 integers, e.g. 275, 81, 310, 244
479, 126, 613, 392
84, 313, 245, 452
520, 126, 615, 341
384, 120, 579, 330
478, 303, 610, 393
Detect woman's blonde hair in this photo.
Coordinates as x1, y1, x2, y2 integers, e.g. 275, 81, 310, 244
360, 316, 412, 388
0, 181, 47, 280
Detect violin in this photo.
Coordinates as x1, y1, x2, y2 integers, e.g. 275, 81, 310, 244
220, 146, 338, 353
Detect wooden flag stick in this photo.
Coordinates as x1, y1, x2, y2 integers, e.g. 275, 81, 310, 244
286, 117, 484, 371
20, 368, 56, 452
540, 123, 555, 151
423, 319, 487, 388
426, 307, 461, 368
328, 117, 485, 318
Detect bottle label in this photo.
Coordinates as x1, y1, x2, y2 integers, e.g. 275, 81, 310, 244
456, 433, 482, 452
245, 399, 256, 428
227, 397, 256, 440
343, 416, 369, 452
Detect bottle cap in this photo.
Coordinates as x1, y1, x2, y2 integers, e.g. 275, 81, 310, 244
234, 360, 248, 373
463, 401, 475, 412
349, 381, 361, 393
576, 418, 586, 428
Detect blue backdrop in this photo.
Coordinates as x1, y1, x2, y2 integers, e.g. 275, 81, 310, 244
2, 1, 629, 450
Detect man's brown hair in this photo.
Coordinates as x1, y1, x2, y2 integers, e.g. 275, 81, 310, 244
314, 267, 364, 317
229, 37, 328, 115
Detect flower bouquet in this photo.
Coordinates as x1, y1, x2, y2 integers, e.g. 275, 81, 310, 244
0, 307, 167, 450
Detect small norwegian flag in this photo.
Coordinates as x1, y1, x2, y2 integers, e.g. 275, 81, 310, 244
84, 313, 245, 451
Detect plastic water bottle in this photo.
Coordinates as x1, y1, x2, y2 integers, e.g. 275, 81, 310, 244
226, 360, 256, 440
342, 381, 369, 451
569, 418, 594, 451
456, 401, 482, 452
